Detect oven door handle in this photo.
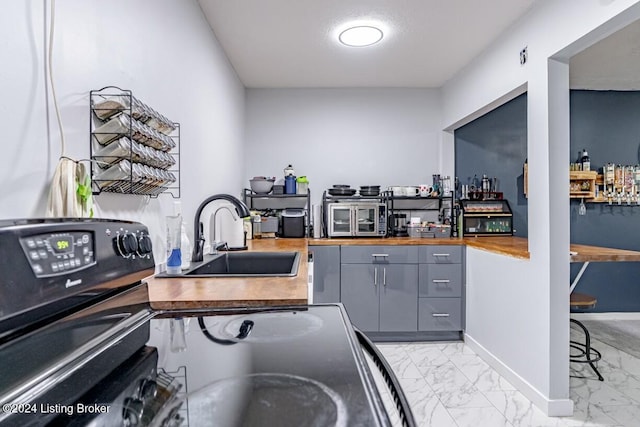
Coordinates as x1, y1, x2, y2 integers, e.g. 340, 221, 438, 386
353, 327, 416, 427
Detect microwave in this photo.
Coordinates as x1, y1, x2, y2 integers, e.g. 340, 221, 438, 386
327, 203, 387, 237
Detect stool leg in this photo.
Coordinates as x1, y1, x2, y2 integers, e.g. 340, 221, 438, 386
570, 319, 604, 381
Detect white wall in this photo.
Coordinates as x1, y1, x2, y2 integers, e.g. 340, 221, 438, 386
244, 88, 446, 209
442, 0, 640, 416
0, 0, 246, 264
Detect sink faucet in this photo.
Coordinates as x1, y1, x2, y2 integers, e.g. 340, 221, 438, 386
192, 194, 251, 262
210, 205, 235, 254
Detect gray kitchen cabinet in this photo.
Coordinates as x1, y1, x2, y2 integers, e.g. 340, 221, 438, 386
310, 245, 341, 303
417, 245, 464, 334
340, 246, 418, 333
378, 264, 418, 332
340, 264, 379, 331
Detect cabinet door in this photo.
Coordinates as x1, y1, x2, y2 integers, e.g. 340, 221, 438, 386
379, 264, 418, 332
310, 246, 340, 303
340, 264, 379, 332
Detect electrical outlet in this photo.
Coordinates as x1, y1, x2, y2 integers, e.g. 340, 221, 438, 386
520, 46, 528, 65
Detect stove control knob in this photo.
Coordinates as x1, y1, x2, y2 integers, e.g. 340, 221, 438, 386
137, 235, 153, 256
115, 233, 138, 257
122, 397, 144, 426
137, 378, 158, 401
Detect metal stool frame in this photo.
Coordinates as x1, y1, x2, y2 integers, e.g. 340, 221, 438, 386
569, 318, 604, 381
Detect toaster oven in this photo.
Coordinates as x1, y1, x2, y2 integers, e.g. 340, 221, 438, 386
327, 203, 387, 237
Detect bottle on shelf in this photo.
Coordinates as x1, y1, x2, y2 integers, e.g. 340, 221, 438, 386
481, 174, 490, 192
284, 164, 297, 194
472, 174, 479, 190
580, 149, 590, 171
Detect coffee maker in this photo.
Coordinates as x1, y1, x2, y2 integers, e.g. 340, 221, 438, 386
390, 213, 408, 237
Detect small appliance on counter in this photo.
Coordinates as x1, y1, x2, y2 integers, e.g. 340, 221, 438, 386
460, 199, 513, 236
281, 208, 306, 237
390, 213, 408, 237
327, 202, 387, 237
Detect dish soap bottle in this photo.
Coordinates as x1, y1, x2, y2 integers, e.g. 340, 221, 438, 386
166, 201, 183, 274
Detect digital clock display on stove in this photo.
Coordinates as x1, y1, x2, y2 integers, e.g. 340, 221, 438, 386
48, 235, 74, 254
19, 231, 95, 278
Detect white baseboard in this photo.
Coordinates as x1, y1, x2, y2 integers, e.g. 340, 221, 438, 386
464, 334, 574, 417
570, 312, 640, 321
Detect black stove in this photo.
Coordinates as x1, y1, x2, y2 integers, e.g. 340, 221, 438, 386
0, 219, 414, 426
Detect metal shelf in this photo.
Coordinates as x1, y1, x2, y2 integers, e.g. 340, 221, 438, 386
89, 86, 180, 198
243, 188, 311, 236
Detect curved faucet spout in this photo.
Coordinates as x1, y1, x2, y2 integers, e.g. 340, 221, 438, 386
192, 194, 251, 262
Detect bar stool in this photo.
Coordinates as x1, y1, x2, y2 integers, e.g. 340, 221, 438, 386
570, 292, 604, 381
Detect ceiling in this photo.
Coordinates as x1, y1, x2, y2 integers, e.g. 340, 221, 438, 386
198, 0, 537, 88
198, 0, 640, 90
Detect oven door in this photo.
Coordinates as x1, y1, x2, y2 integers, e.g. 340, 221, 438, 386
0, 285, 154, 426
328, 204, 354, 237
353, 204, 380, 236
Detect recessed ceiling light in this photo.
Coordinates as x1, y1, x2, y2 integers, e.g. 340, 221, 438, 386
338, 25, 383, 47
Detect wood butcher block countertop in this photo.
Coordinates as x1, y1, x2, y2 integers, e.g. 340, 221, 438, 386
147, 233, 640, 310
146, 238, 309, 310
309, 236, 531, 259
147, 236, 533, 310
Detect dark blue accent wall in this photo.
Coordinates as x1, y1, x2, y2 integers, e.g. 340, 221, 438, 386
570, 90, 640, 312
455, 93, 528, 237
455, 90, 640, 312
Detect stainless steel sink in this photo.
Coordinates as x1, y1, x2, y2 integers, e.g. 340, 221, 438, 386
159, 251, 301, 278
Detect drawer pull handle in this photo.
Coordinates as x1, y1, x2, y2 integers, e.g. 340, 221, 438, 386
371, 254, 389, 258
432, 279, 450, 284
374, 267, 378, 286
383, 267, 386, 286
432, 253, 450, 257
432, 313, 450, 318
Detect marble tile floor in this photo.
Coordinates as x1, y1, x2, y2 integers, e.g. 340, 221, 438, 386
370, 320, 640, 427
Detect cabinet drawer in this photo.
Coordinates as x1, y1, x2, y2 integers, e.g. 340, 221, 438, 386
418, 298, 462, 331
341, 246, 418, 264
418, 264, 462, 297
419, 246, 462, 264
